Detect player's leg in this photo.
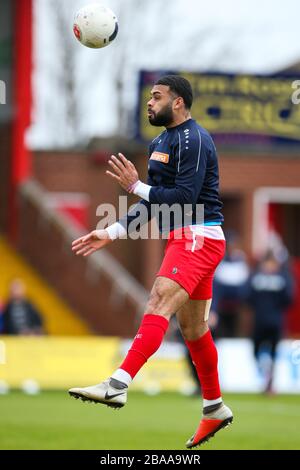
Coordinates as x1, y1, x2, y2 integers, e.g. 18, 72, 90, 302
253, 326, 267, 389
69, 276, 189, 407
113, 276, 188, 382
265, 327, 280, 394
106, 229, 225, 409
177, 297, 233, 448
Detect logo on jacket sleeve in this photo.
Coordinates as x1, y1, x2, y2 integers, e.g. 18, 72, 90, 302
150, 151, 169, 163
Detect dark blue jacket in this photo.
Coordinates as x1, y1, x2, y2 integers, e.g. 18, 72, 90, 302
247, 268, 294, 329
120, 119, 223, 233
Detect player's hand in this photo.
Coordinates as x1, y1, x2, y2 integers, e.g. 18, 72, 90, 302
106, 153, 139, 191
72, 229, 112, 257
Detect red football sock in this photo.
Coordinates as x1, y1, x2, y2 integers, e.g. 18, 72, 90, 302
185, 330, 221, 400
119, 314, 169, 379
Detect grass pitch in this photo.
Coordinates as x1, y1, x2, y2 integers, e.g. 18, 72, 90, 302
0, 391, 299, 450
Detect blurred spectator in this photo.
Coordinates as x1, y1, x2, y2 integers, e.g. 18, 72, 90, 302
2, 279, 45, 335
247, 251, 294, 393
213, 232, 250, 337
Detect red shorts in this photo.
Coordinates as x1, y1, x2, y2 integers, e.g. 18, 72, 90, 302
157, 227, 226, 300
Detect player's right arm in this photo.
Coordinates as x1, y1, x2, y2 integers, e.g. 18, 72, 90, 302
72, 147, 154, 257
72, 200, 151, 256
72, 198, 152, 257
72, 230, 112, 257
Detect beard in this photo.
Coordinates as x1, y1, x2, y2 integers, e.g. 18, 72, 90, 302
148, 102, 174, 127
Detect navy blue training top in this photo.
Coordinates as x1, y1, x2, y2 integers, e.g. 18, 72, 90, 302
120, 118, 223, 234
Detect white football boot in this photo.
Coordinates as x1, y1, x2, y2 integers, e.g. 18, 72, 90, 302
69, 378, 128, 409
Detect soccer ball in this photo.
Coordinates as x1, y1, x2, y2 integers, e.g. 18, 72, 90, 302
73, 3, 118, 49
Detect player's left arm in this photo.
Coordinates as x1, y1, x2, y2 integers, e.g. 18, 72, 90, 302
106, 153, 140, 191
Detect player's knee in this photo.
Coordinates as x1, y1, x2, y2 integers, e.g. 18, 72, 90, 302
145, 277, 188, 318
179, 321, 191, 339
145, 283, 175, 317
180, 320, 209, 341
146, 285, 166, 311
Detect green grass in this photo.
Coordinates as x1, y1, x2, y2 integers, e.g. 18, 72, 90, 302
0, 391, 299, 450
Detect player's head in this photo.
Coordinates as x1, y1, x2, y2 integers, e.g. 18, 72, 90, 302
147, 75, 193, 127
